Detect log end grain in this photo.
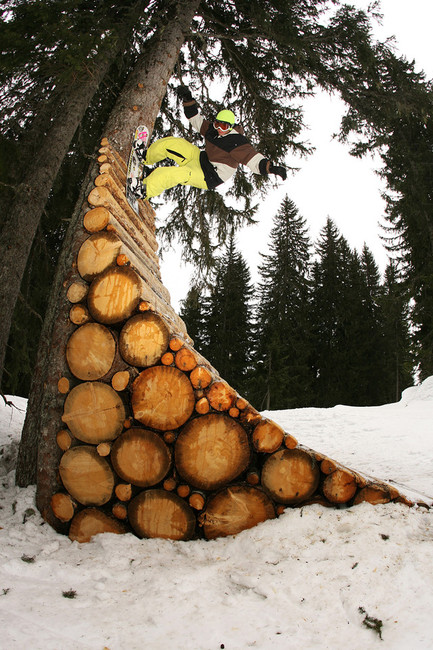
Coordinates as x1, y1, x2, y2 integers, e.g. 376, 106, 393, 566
201, 486, 275, 540
128, 489, 196, 540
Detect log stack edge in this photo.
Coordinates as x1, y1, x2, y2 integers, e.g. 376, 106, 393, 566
43, 137, 427, 544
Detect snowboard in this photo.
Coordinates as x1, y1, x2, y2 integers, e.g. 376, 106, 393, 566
126, 124, 149, 213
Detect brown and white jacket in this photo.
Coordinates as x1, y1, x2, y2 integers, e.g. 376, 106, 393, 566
184, 100, 269, 189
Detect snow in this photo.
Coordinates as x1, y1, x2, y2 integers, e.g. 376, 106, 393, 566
1, 381, 433, 649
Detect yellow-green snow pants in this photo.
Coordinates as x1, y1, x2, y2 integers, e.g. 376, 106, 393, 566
143, 137, 208, 199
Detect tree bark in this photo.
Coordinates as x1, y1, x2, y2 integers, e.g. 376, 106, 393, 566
0, 42, 127, 391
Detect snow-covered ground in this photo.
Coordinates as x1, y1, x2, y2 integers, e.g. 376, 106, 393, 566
1, 380, 433, 650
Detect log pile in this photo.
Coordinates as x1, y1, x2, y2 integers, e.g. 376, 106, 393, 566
42, 137, 425, 545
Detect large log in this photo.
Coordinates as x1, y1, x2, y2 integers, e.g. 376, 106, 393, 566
87, 266, 142, 325
111, 428, 172, 487
131, 366, 195, 431
77, 231, 122, 281
119, 312, 169, 367
175, 413, 251, 490
59, 446, 115, 506
66, 322, 116, 381
200, 485, 276, 539
261, 448, 320, 505
62, 381, 125, 444
128, 489, 196, 540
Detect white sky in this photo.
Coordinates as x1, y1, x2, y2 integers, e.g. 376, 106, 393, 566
160, 0, 433, 310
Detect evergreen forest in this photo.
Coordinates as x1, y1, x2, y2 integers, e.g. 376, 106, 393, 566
1, 0, 433, 417
180, 196, 414, 409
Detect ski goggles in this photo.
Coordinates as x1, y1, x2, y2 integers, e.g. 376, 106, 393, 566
214, 120, 233, 135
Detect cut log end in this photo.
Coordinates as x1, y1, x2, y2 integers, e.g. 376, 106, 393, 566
175, 413, 250, 491
201, 486, 275, 540
261, 448, 320, 505
128, 489, 196, 540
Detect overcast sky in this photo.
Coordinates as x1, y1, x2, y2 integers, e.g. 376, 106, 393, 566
160, 0, 433, 310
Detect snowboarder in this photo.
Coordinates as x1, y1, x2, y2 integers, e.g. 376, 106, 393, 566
129, 85, 287, 201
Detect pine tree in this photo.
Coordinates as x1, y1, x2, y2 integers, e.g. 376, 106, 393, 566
179, 284, 208, 354
380, 262, 414, 401
252, 197, 312, 410
202, 235, 254, 397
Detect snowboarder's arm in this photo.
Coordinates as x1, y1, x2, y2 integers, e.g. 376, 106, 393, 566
230, 143, 287, 180
177, 86, 209, 135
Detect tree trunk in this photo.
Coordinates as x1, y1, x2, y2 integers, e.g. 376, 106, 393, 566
0, 39, 129, 391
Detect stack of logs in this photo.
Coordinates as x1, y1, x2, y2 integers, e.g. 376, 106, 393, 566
48, 137, 420, 544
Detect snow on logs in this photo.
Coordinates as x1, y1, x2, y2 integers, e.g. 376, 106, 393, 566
48, 137, 421, 545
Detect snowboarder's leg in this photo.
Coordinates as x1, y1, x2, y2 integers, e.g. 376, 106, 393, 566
144, 136, 199, 167
144, 138, 207, 199
145, 158, 207, 199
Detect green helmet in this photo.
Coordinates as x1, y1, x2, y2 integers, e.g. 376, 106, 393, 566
216, 109, 236, 125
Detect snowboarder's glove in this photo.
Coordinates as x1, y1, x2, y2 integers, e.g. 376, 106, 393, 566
177, 85, 193, 102
269, 164, 287, 180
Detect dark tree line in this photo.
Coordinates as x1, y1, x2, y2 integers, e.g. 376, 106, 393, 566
181, 196, 413, 409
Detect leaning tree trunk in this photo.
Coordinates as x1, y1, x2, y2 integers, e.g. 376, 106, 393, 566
0, 1, 148, 391
16, 0, 201, 487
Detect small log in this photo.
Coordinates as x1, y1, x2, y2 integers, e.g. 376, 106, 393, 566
112, 502, 128, 520
252, 419, 284, 454
169, 337, 184, 352
353, 485, 391, 505
59, 446, 115, 506
111, 427, 172, 488
236, 397, 248, 410
57, 377, 70, 394
206, 381, 236, 412
77, 232, 122, 281
175, 347, 197, 372
200, 486, 275, 540
111, 370, 131, 392
229, 407, 240, 418
69, 304, 91, 325
161, 352, 174, 366
83, 206, 110, 233
62, 381, 125, 444
66, 322, 116, 381
96, 442, 111, 457
163, 477, 177, 491
261, 448, 320, 505
128, 489, 196, 540
66, 281, 88, 303
177, 484, 190, 498
195, 397, 210, 415
190, 365, 212, 389
322, 469, 357, 504
51, 493, 77, 523
284, 433, 298, 450
246, 469, 260, 486
163, 431, 176, 444
189, 492, 206, 511
68, 508, 126, 543
119, 312, 169, 367
56, 429, 73, 451
115, 483, 133, 502
139, 300, 152, 311
131, 366, 195, 431
117, 253, 129, 266
87, 266, 142, 325
175, 413, 250, 490
321, 458, 338, 475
